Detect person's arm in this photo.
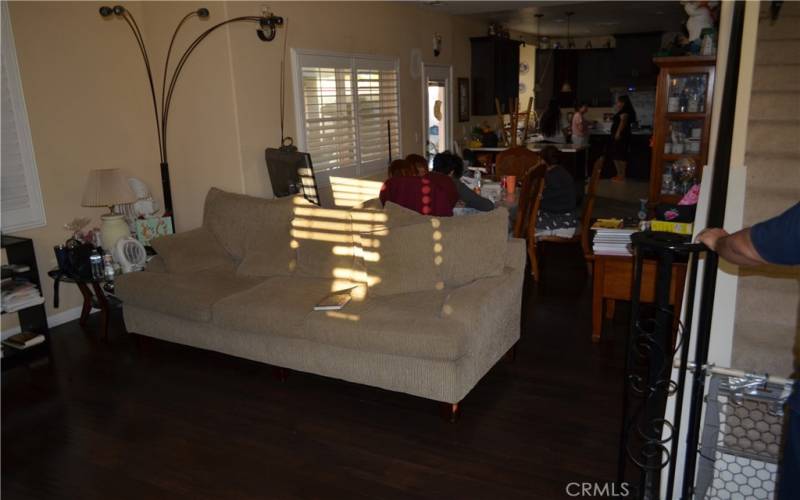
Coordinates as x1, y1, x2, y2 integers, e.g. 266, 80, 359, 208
615, 113, 628, 141
456, 179, 494, 212
697, 227, 766, 266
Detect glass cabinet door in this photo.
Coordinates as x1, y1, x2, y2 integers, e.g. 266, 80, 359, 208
663, 119, 704, 159
666, 73, 709, 114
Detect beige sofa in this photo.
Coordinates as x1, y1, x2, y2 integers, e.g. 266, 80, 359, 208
117, 188, 526, 408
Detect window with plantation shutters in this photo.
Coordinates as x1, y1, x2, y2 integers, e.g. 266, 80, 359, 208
294, 51, 401, 183
1, 3, 45, 233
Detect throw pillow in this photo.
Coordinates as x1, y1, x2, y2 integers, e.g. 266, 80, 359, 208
151, 227, 233, 274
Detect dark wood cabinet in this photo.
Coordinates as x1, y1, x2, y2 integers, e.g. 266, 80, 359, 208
470, 37, 521, 116
577, 49, 614, 107
537, 49, 614, 110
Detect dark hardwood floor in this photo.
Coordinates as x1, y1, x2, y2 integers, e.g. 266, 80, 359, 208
2, 247, 630, 499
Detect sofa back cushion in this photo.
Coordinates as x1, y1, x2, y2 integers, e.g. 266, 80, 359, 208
151, 227, 234, 274
360, 221, 444, 297
381, 202, 509, 287
292, 205, 368, 286
203, 188, 307, 262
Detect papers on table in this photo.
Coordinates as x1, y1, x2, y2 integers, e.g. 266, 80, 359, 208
591, 223, 637, 256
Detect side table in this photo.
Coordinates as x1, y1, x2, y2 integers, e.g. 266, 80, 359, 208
47, 269, 121, 340
590, 253, 687, 342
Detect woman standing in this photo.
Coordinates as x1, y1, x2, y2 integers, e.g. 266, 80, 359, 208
609, 95, 637, 182
571, 101, 590, 146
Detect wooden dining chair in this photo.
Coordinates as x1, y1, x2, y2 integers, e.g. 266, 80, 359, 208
526, 156, 604, 281
496, 146, 539, 178
511, 165, 547, 279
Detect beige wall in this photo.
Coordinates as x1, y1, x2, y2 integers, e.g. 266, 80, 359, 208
2, 1, 159, 331
1, 1, 484, 332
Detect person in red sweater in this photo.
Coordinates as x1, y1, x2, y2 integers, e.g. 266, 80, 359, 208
379, 159, 458, 216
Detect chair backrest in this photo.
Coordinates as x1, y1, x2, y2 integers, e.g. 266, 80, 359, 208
512, 164, 547, 239
580, 156, 605, 256
496, 146, 539, 178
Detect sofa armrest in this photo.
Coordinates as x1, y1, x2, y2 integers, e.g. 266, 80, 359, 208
441, 264, 524, 351
505, 238, 527, 271
145, 255, 167, 273
150, 227, 234, 274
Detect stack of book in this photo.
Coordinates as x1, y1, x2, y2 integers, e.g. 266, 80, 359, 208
592, 221, 638, 256
2, 331, 45, 350
1, 279, 44, 313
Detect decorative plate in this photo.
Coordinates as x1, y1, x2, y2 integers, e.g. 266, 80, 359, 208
519, 62, 529, 75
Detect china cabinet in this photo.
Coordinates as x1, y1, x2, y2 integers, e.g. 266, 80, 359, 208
649, 56, 716, 204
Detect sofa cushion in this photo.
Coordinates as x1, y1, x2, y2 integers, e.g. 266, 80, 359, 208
212, 276, 358, 336
150, 227, 233, 274
115, 266, 264, 322
381, 202, 509, 287
292, 206, 369, 284
302, 289, 467, 361
360, 221, 444, 297
203, 188, 308, 261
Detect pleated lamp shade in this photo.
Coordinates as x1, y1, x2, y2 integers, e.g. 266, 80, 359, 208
81, 169, 136, 210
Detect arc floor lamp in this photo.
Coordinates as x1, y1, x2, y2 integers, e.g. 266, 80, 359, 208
99, 5, 283, 226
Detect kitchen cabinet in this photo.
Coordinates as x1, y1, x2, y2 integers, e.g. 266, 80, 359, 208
537, 49, 616, 109
470, 37, 522, 115
649, 56, 716, 204
577, 49, 614, 107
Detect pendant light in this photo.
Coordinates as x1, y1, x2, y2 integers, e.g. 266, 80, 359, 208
560, 11, 574, 93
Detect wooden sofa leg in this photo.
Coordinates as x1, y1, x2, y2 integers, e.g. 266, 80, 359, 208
505, 344, 517, 363
440, 402, 461, 423
272, 367, 289, 382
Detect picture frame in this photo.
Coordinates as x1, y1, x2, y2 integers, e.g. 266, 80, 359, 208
457, 77, 470, 122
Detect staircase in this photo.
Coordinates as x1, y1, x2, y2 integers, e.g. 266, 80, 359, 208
732, 1, 800, 376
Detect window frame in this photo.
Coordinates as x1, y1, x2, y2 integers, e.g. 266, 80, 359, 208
1, 2, 46, 233
292, 49, 402, 186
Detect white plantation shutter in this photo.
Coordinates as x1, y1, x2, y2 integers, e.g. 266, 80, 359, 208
301, 64, 356, 174
1, 4, 45, 233
295, 51, 401, 183
355, 60, 400, 170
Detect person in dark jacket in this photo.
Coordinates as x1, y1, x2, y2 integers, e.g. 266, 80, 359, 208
609, 95, 636, 182
432, 152, 494, 212
535, 145, 578, 238
697, 202, 800, 500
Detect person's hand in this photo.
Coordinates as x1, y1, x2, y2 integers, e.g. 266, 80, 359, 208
696, 228, 729, 251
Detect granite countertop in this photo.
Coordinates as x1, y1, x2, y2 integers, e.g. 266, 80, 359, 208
472, 142, 588, 153
590, 129, 653, 136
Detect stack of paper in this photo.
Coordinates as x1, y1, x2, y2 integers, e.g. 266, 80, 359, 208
1, 280, 44, 313
592, 226, 637, 256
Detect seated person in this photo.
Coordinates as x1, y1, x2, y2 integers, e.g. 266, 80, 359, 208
379, 159, 458, 216
432, 152, 494, 212
387, 158, 417, 178
405, 153, 429, 176
535, 146, 578, 238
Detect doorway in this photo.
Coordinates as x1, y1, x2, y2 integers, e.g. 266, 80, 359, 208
421, 64, 452, 162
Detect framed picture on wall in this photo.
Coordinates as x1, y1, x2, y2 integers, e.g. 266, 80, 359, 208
457, 78, 470, 122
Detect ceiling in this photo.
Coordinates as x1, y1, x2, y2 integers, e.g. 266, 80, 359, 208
422, 1, 686, 38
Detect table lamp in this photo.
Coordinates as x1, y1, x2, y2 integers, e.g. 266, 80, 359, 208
81, 169, 137, 250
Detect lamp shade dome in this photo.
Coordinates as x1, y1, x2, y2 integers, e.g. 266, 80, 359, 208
81, 168, 137, 208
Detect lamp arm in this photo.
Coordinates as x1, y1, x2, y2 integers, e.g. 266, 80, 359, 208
162, 11, 199, 141
162, 16, 263, 160
119, 9, 164, 162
